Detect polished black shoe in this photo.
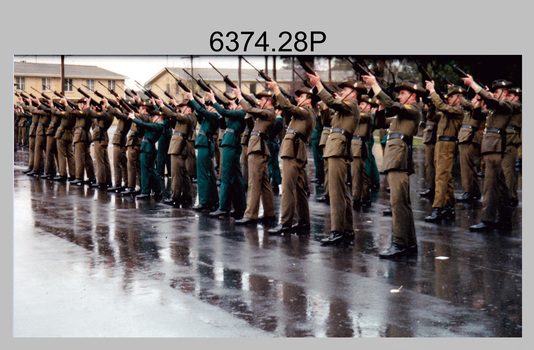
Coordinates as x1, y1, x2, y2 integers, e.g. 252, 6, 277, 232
469, 221, 494, 232
192, 204, 210, 211
292, 222, 311, 234
68, 176, 76, 181
154, 192, 163, 201
456, 192, 472, 202
510, 198, 519, 207
209, 209, 230, 218
90, 183, 107, 189
163, 198, 178, 206
320, 231, 346, 246
259, 216, 276, 226
52, 176, 67, 182
107, 185, 124, 192
136, 193, 151, 200
121, 187, 137, 196
383, 207, 392, 216
234, 217, 257, 225
267, 224, 293, 235
442, 206, 455, 220
72, 179, 85, 186
31, 171, 43, 177
378, 243, 415, 259
311, 178, 320, 183
425, 207, 443, 222
84, 178, 97, 185
230, 210, 244, 220
316, 195, 329, 203
22, 168, 33, 174
419, 188, 434, 198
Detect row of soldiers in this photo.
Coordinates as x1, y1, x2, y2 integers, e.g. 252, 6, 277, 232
13, 65, 522, 260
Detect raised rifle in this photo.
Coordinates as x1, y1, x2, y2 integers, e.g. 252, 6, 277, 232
74, 85, 103, 110
295, 59, 338, 96
450, 64, 486, 88
415, 61, 445, 101
29, 87, 65, 110
209, 62, 238, 89
83, 84, 120, 109
197, 75, 228, 105
165, 68, 193, 94
182, 68, 212, 93
52, 90, 78, 109
345, 57, 389, 97
240, 56, 295, 103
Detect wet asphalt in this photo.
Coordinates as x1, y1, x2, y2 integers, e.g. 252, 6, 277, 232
12, 141, 522, 337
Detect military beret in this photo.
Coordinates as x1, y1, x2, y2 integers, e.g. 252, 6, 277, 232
491, 79, 513, 91
447, 85, 466, 96
338, 80, 369, 92
255, 89, 275, 98
394, 81, 426, 94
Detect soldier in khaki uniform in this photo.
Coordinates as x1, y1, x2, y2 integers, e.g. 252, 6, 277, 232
308, 71, 365, 245
419, 105, 439, 199
456, 96, 484, 202
424, 84, 465, 222
351, 95, 374, 209
21, 97, 40, 175
363, 75, 424, 259
90, 99, 114, 189
265, 83, 315, 235
42, 99, 60, 179
50, 102, 76, 182
503, 87, 521, 207
107, 98, 132, 192
463, 77, 514, 231
159, 99, 196, 207
316, 102, 332, 203
32, 98, 52, 177
232, 87, 277, 225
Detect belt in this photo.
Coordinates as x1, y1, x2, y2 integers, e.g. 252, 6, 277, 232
287, 128, 306, 141
251, 130, 266, 137
225, 128, 237, 134
49, 121, 55, 126
506, 125, 521, 132
461, 124, 475, 130
173, 131, 185, 137
323, 127, 332, 131
485, 127, 503, 134
198, 130, 212, 138
330, 127, 352, 140
75, 126, 84, 130
352, 135, 363, 141
426, 125, 435, 130
388, 133, 412, 144
438, 136, 457, 142
142, 138, 150, 143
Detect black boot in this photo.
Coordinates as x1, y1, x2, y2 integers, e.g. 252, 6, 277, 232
424, 207, 442, 222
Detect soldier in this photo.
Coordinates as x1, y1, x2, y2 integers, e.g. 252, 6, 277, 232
42, 98, 60, 179
351, 95, 374, 209
17, 105, 30, 148
21, 96, 41, 175
456, 95, 484, 203
424, 84, 465, 222
159, 99, 196, 207
107, 96, 132, 192
90, 98, 114, 189
463, 77, 514, 231
503, 87, 522, 207
363, 75, 424, 259
206, 91, 247, 219
51, 101, 76, 182
266, 83, 315, 235
316, 101, 332, 203
156, 109, 172, 180
310, 105, 324, 185
187, 92, 220, 211
419, 104, 439, 199
364, 97, 381, 193
231, 87, 277, 226
127, 100, 167, 199
32, 97, 52, 178
267, 108, 284, 195
307, 71, 365, 246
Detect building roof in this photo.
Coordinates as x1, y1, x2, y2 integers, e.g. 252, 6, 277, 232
14, 61, 128, 80
146, 67, 355, 85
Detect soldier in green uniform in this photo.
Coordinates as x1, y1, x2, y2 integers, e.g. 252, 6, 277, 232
206, 91, 247, 219
127, 100, 167, 200
503, 87, 522, 207
463, 77, 514, 231
266, 83, 315, 235
159, 99, 196, 207
186, 92, 220, 211
267, 109, 284, 195
363, 75, 424, 259
231, 87, 277, 225
310, 107, 324, 185
424, 83, 465, 222
307, 71, 365, 246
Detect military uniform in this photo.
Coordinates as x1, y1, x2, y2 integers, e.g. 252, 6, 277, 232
425, 87, 465, 221
160, 105, 196, 206
502, 88, 521, 207
457, 98, 483, 202
317, 106, 332, 201
420, 107, 439, 198
43, 105, 60, 179
91, 107, 114, 188
189, 99, 220, 210
156, 119, 172, 179
23, 103, 41, 174
108, 106, 132, 191
267, 113, 284, 194
316, 81, 365, 244
236, 91, 276, 223
33, 103, 52, 177
310, 112, 324, 184
67, 102, 96, 185
209, 102, 247, 218
51, 105, 76, 181
268, 88, 314, 234
469, 80, 513, 231
351, 106, 373, 208
374, 81, 424, 257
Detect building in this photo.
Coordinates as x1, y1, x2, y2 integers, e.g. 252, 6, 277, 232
13, 61, 128, 104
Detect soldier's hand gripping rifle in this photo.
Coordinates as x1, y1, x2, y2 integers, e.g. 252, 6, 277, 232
165, 68, 204, 106
416, 61, 446, 101
449, 64, 488, 99
196, 75, 229, 105
181, 69, 215, 105
73, 85, 103, 110
296, 58, 338, 96
241, 56, 295, 103
345, 57, 389, 97
52, 90, 79, 109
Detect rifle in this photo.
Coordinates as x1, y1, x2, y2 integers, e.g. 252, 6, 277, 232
241, 56, 294, 102
97, 81, 123, 100
209, 62, 238, 89
415, 61, 445, 101
74, 85, 103, 110
165, 67, 194, 94
450, 64, 486, 88
83, 85, 120, 109
51, 90, 79, 109
29, 87, 65, 110
197, 75, 228, 105
152, 83, 176, 101
345, 57, 389, 97
292, 68, 313, 89
295, 59, 338, 96
182, 69, 211, 93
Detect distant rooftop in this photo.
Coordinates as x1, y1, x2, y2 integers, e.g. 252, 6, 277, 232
14, 61, 128, 80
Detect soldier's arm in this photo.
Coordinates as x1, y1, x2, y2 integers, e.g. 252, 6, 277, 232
238, 98, 276, 122
316, 88, 358, 115
476, 89, 513, 114
429, 92, 464, 119
213, 102, 246, 121
275, 93, 312, 121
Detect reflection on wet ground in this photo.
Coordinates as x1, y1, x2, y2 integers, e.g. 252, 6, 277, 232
13, 145, 522, 337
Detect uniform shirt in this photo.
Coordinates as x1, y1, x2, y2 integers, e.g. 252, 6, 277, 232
213, 102, 246, 149
131, 115, 167, 153
477, 88, 513, 154
189, 100, 220, 149
506, 101, 522, 147
238, 98, 276, 156
428, 92, 463, 139
160, 106, 196, 156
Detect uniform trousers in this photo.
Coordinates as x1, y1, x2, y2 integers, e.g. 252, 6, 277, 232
280, 157, 309, 226
170, 155, 191, 203
28, 136, 36, 170
94, 139, 112, 185
388, 170, 416, 247
33, 135, 46, 173
112, 144, 128, 187
432, 141, 456, 208
481, 153, 511, 223
502, 145, 518, 202
140, 150, 161, 194
458, 142, 480, 194
351, 157, 369, 202
219, 146, 246, 214
56, 138, 75, 178
126, 146, 141, 188
244, 152, 275, 220
45, 135, 58, 175
241, 145, 249, 187
326, 156, 352, 232
196, 146, 218, 207
424, 143, 436, 192
74, 141, 95, 180
311, 137, 324, 183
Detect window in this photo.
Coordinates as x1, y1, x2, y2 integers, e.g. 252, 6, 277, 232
108, 80, 115, 91
42, 78, 50, 91
64, 79, 73, 92
86, 79, 95, 91
15, 77, 25, 91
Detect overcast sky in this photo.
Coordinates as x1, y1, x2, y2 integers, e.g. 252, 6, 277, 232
13, 55, 296, 88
